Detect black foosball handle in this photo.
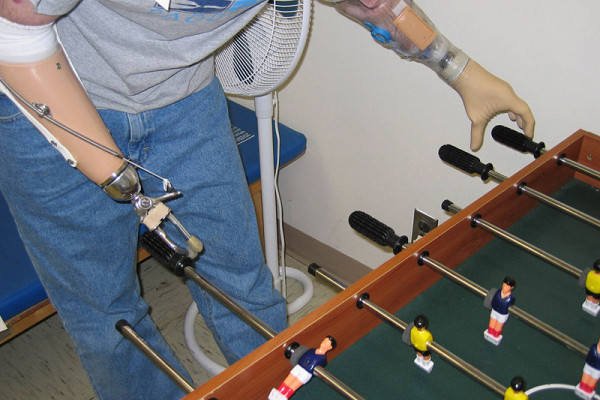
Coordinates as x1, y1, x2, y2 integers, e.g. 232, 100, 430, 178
140, 230, 194, 277
491, 125, 545, 158
438, 144, 494, 180
348, 211, 408, 254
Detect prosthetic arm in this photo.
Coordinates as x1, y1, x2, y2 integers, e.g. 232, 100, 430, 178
331, 0, 535, 150
0, 15, 136, 195
0, 15, 202, 257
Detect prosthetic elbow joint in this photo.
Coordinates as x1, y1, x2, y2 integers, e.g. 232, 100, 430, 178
332, 0, 469, 83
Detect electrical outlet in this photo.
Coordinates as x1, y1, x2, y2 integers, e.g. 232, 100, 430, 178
411, 209, 438, 243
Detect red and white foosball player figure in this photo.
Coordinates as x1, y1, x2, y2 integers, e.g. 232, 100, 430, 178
575, 339, 600, 399
484, 276, 516, 345
268, 336, 337, 400
582, 261, 600, 316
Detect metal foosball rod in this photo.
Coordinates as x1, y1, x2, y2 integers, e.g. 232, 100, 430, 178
141, 230, 277, 339
348, 211, 588, 357
308, 263, 508, 398
491, 125, 600, 182
116, 231, 366, 400
417, 252, 587, 356
116, 320, 196, 394
441, 201, 583, 279
438, 144, 600, 230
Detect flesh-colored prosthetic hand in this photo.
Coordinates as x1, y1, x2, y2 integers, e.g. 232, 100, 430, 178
331, 0, 534, 150
450, 60, 534, 151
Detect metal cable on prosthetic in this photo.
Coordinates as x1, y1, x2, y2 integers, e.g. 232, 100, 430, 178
438, 144, 600, 230
348, 211, 588, 356
492, 125, 600, 182
0, 75, 174, 191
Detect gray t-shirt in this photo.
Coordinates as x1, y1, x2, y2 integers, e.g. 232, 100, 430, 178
31, 0, 266, 112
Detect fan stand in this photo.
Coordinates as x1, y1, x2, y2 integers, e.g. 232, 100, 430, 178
256, 92, 315, 309
255, 93, 279, 287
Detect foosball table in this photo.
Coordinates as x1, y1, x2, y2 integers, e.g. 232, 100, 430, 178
184, 128, 600, 399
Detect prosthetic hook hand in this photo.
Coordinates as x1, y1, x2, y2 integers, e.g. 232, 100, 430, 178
331, 0, 535, 150
0, 17, 202, 259
104, 167, 203, 259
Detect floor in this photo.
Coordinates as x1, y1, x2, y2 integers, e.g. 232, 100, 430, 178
0, 256, 338, 400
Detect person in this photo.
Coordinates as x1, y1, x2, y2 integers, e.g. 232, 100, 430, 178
504, 376, 528, 400
484, 276, 516, 345
410, 314, 434, 372
268, 336, 336, 399
0, 0, 534, 399
582, 260, 600, 316
575, 339, 600, 399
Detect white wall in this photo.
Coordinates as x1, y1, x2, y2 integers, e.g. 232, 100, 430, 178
237, 1, 600, 269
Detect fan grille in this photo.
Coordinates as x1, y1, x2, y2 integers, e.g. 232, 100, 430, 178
215, 0, 311, 96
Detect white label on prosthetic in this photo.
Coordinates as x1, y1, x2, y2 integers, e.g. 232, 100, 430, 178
391, 0, 409, 17
143, 202, 171, 231
393, 3, 437, 51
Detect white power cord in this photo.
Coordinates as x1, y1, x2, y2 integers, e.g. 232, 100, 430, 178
526, 383, 600, 398
273, 92, 314, 314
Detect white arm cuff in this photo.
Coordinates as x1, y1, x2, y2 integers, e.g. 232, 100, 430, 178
0, 16, 58, 63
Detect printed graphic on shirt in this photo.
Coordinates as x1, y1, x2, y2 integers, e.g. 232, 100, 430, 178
151, 0, 262, 20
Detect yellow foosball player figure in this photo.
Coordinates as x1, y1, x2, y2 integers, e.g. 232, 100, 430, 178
504, 376, 528, 400
410, 314, 434, 373
582, 261, 600, 316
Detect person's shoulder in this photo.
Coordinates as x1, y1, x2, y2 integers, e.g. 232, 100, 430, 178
33, 0, 81, 17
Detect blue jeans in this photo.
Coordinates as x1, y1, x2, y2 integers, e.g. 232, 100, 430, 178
0, 77, 287, 400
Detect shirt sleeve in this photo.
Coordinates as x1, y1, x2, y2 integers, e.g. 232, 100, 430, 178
29, 0, 81, 16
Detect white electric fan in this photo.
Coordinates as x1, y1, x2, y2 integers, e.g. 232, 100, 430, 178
184, 0, 314, 376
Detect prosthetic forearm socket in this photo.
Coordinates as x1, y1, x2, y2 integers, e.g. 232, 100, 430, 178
330, 0, 535, 150
332, 0, 469, 83
0, 17, 204, 256
0, 16, 126, 186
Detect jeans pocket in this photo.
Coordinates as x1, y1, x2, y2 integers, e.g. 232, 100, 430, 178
0, 94, 27, 123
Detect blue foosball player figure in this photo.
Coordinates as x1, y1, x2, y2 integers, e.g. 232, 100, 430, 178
484, 276, 517, 345
268, 336, 336, 399
575, 339, 600, 399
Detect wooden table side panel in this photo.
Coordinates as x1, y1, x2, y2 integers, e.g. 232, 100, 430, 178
572, 133, 600, 188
